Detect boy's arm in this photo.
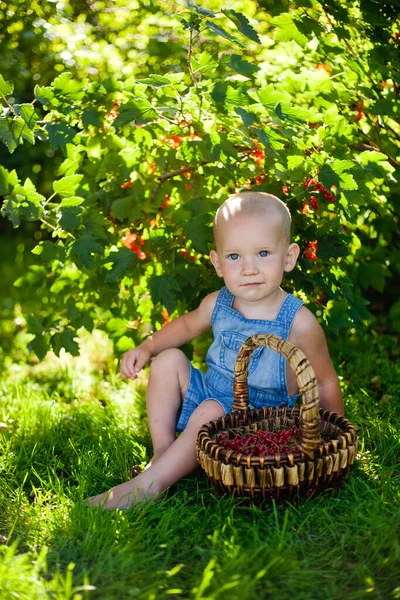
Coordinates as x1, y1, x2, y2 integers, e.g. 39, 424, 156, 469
120, 291, 218, 379
143, 291, 217, 356
289, 307, 344, 415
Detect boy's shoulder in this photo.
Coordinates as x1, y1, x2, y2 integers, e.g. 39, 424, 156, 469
186, 291, 221, 328
198, 290, 220, 314
289, 305, 325, 347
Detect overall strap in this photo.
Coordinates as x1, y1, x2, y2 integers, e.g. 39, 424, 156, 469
276, 293, 304, 335
215, 286, 234, 308
210, 286, 234, 326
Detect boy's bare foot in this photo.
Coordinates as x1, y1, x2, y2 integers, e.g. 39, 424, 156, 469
86, 472, 162, 510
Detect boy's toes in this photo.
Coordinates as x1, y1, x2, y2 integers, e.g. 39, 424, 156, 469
85, 490, 113, 509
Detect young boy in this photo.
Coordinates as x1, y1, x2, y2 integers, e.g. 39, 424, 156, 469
88, 192, 343, 509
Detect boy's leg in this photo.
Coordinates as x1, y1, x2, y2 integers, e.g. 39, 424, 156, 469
88, 399, 224, 509
146, 348, 190, 463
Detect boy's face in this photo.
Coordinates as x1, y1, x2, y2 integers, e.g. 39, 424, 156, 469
210, 213, 299, 305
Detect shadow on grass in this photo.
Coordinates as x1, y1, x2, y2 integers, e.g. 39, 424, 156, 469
18, 463, 398, 599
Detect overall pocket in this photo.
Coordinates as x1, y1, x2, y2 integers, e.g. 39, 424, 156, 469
220, 331, 263, 375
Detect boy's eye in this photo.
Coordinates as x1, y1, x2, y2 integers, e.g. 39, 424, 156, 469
258, 250, 269, 257
228, 253, 239, 260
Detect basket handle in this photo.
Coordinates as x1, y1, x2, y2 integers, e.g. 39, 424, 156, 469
233, 333, 320, 456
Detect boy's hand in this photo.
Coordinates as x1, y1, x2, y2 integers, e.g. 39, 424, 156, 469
120, 345, 152, 380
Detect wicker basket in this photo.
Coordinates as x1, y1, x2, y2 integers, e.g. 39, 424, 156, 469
196, 334, 358, 503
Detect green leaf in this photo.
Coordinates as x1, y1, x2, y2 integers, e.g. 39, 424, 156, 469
0, 117, 27, 153
219, 136, 239, 159
222, 9, 261, 43
319, 160, 356, 189
317, 236, 348, 260
14, 104, 38, 129
184, 214, 213, 254
359, 261, 388, 293
324, 160, 354, 174
75, 312, 94, 332
0, 74, 14, 96
235, 107, 258, 128
34, 84, 58, 107
287, 155, 304, 171
52, 328, 80, 357
57, 157, 81, 177
52, 72, 85, 103
111, 197, 142, 221
26, 314, 45, 335
359, 151, 387, 165
103, 247, 137, 283
272, 14, 308, 47
61, 196, 85, 207
226, 54, 259, 76
53, 175, 83, 198
150, 228, 170, 250
28, 334, 50, 361
102, 77, 122, 93
275, 103, 312, 122
203, 131, 221, 160
136, 75, 172, 87
32, 241, 65, 262
1, 197, 20, 226
82, 108, 103, 129
70, 236, 104, 269
211, 83, 254, 107
86, 136, 102, 160
46, 124, 76, 155
254, 127, 285, 151
0, 166, 19, 196
114, 100, 158, 127
191, 51, 218, 76
150, 274, 181, 312
176, 140, 206, 165
257, 85, 291, 109
370, 97, 397, 118
58, 207, 82, 230
66, 297, 81, 321
1, 178, 44, 225
188, 2, 216, 17
106, 317, 128, 337
339, 173, 358, 191
14, 104, 39, 144
205, 20, 246, 48
116, 336, 135, 352
178, 17, 192, 31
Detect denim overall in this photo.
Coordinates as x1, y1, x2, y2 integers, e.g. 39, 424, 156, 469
176, 286, 304, 432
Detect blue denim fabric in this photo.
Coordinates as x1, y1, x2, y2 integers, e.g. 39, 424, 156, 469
176, 287, 304, 432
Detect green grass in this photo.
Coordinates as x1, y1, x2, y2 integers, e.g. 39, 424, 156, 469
0, 326, 400, 600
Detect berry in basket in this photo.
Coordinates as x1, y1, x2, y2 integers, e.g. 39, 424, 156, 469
217, 426, 301, 456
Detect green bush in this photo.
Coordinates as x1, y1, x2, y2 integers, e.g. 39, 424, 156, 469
0, 1, 399, 358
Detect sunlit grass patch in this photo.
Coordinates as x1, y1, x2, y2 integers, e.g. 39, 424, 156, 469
0, 326, 399, 599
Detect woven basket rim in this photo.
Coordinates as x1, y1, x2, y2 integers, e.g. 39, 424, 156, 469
197, 406, 357, 468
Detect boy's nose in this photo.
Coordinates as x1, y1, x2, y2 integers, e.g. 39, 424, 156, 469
241, 258, 259, 275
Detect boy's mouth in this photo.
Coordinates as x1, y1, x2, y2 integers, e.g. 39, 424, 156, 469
242, 282, 262, 286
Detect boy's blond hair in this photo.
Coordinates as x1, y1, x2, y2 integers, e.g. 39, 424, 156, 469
213, 192, 292, 248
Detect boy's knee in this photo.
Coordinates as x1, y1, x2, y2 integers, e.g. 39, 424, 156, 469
186, 400, 225, 430
150, 348, 188, 374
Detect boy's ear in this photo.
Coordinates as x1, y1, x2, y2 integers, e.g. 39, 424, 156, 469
210, 249, 223, 277
284, 243, 300, 272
